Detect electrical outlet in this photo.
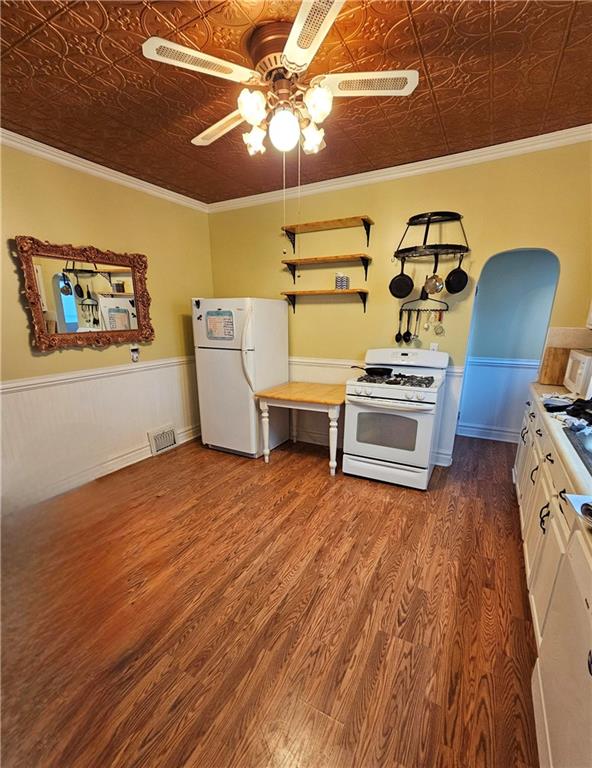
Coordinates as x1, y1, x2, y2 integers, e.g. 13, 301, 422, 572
430, 342, 439, 351
130, 345, 140, 363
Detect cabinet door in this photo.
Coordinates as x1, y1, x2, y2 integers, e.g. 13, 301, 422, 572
539, 532, 592, 768
515, 411, 532, 501
523, 463, 552, 582
521, 444, 543, 537
529, 503, 566, 647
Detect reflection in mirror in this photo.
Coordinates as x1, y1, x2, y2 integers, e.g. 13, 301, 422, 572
32, 257, 138, 334
14, 235, 154, 351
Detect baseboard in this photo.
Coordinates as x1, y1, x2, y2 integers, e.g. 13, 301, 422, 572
457, 422, 519, 443
9, 424, 200, 514
433, 450, 453, 467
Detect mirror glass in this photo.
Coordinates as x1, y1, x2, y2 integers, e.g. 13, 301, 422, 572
32, 256, 138, 335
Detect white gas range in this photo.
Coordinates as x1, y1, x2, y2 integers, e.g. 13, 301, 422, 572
343, 348, 449, 490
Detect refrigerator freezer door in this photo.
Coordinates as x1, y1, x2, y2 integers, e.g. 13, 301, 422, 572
196, 347, 258, 454
192, 298, 253, 350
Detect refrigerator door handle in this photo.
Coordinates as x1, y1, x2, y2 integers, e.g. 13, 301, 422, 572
240, 308, 255, 392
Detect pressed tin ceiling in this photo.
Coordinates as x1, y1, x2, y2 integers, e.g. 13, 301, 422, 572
1, 0, 591, 204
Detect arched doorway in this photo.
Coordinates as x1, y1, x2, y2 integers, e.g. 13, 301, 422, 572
458, 248, 560, 442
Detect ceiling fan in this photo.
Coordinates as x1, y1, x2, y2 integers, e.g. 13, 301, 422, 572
142, 0, 418, 156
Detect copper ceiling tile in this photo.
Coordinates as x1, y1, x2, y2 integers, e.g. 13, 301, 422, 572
1, 0, 590, 203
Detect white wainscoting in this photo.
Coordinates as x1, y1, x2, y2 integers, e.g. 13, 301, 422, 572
288, 357, 464, 467
1, 356, 199, 515
2, 354, 465, 514
457, 356, 540, 443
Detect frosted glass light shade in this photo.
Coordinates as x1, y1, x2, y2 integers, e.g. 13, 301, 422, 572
303, 85, 333, 124
268, 108, 300, 152
301, 121, 325, 154
242, 125, 266, 155
237, 89, 267, 126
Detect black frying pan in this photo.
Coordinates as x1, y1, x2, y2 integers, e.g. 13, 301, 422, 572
445, 254, 468, 294
389, 257, 414, 298
351, 365, 393, 378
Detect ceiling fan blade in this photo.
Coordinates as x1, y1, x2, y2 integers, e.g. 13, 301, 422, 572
191, 110, 245, 146
142, 37, 261, 85
281, 0, 345, 74
312, 70, 419, 97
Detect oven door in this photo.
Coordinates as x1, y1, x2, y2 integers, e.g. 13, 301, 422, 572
344, 395, 436, 468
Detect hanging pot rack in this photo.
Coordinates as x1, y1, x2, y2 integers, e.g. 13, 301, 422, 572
399, 295, 449, 314
393, 210, 470, 261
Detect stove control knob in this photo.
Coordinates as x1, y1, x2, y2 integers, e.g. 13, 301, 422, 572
354, 386, 363, 395
364, 387, 372, 396
405, 392, 414, 400
416, 392, 425, 401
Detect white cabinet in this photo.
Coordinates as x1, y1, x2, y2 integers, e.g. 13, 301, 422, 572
537, 531, 592, 768
524, 461, 553, 582
529, 501, 568, 646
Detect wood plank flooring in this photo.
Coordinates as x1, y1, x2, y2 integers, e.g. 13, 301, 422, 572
1, 437, 539, 768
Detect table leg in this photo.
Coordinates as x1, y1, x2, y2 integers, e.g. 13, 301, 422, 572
328, 406, 339, 476
260, 401, 270, 463
291, 409, 298, 443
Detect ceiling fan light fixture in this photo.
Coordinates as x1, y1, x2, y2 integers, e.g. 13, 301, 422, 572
242, 125, 267, 155
268, 107, 300, 152
301, 121, 325, 154
303, 84, 333, 124
237, 88, 267, 126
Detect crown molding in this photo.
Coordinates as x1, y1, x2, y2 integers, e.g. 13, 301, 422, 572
208, 124, 592, 212
0, 129, 210, 213
2, 124, 590, 215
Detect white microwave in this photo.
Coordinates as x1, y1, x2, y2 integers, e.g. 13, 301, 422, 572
564, 349, 592, 399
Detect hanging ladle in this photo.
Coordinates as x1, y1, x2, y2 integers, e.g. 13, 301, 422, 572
395, 309, 404, 343
402, 311, 413, 343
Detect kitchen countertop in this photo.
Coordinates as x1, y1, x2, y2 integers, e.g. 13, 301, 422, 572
530, 383, 592, 550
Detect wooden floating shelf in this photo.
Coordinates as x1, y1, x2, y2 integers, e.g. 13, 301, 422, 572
281, 289, 369, 313
281, 253, 372, 283
282, 216, 374, 253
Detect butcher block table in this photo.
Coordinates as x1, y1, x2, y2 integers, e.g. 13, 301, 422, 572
255, 382, 346, 476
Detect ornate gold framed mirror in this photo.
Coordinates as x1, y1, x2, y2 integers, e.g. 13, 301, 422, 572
14, 236, 155, 351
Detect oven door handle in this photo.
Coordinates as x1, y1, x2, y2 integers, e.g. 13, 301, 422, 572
347, 396, 436, 413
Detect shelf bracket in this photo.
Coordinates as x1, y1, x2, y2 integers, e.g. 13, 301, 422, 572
362, 218, 372, 247
357, 291, 368, 313
360, 256, 370, 281
285, 293, 297, 313
286, 263, 297, 283
284, 229, 296, 254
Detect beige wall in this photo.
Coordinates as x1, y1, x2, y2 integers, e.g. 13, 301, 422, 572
2, 140, 590, 381
1, 145, 213, 381
209, 142, 591, 366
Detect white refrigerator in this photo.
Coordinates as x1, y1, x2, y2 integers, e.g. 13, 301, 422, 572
192, 297, 289, 456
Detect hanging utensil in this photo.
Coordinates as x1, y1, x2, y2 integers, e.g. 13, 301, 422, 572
60, 267, 72, 295
445, 253, 468, 294
402, 311, 413, 343
395, 309, 404, 343
73, 265, 84, 299
434, 309, 445, 336
412, 310, 421, 340
424, 254, 444, 295
389, 256, 414, 299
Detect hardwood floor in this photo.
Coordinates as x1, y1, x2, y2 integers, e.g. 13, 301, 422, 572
2, 437, 539, 768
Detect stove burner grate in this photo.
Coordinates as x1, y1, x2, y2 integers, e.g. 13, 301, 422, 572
357, 373, 435, 388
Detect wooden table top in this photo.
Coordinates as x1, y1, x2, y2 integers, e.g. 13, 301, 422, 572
255, 381, 346, 406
